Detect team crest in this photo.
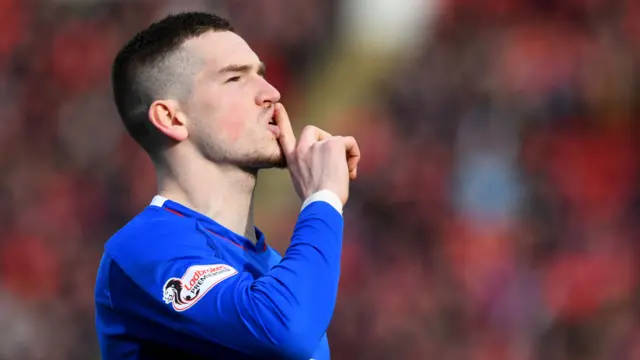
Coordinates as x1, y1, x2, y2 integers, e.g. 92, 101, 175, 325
162, 264, 238, 311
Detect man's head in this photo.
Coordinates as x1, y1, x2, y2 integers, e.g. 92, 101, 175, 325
112, 12, 284, 170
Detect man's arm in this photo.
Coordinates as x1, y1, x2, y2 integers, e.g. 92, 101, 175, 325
108, 199, 342, 359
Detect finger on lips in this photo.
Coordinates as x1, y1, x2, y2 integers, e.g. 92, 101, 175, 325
274, 104, 359, 180
274, 103, 296, 155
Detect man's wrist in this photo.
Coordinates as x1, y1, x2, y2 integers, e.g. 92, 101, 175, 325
301, 190, 343, 215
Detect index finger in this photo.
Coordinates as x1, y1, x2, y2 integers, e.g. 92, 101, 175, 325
273, 103, 296, 156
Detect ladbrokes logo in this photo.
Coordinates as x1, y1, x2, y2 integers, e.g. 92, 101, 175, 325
162, 264, 238, 312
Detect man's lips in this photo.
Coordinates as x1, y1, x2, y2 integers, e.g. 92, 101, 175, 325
267, 123, 281, 137
266, 108, 280, 137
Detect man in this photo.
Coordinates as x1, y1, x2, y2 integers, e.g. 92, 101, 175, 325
94, 11, 360, 360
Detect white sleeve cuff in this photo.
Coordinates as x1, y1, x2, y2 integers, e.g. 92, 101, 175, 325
301, 190, 343, 215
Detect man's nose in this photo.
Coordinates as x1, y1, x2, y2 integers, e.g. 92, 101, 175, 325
256, 78, 281, 106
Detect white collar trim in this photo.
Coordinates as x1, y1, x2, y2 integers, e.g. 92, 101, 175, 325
150, 195, 169, 207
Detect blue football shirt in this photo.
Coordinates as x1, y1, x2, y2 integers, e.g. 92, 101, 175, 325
95, 194, 343, 359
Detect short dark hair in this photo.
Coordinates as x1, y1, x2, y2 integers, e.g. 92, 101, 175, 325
112, 12, 234, 157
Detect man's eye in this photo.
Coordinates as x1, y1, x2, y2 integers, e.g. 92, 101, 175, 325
226, 76, 241, 83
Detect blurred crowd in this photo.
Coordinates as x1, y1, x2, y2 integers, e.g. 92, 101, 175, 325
0, 0, 637, 359
330, 1, 639, 359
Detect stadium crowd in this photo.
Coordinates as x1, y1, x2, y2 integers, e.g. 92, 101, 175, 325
0, 0, 637, 359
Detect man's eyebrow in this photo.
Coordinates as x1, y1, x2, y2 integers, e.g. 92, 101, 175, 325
217, 62, 266, 76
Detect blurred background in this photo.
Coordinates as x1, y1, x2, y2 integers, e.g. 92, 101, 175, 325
0, 0, 638, 359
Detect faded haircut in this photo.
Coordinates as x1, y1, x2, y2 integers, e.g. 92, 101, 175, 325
112, 12, 234, 156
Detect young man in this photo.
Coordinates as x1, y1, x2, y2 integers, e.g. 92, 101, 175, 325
94, 12, 360, 360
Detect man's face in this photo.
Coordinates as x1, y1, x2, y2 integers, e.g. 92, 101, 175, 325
182, 30, 284, 169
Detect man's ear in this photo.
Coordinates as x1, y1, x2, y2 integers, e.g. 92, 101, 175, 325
148, 99, 188, 142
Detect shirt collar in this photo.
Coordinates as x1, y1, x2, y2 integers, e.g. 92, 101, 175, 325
150, 195, 267, 253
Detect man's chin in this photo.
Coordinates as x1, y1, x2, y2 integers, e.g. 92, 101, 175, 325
260, 157, 287, 170
239, 145, 287, 170
244, 154, 287, 170
264, 147, 287, 169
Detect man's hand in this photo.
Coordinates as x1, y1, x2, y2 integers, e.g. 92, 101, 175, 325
274, 103, 360, 205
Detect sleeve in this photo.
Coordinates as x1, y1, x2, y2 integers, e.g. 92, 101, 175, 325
108, 201, 343, 360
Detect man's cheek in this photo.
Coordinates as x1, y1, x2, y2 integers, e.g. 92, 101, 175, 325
219, 121, 244, 142
217, 107, 246, 142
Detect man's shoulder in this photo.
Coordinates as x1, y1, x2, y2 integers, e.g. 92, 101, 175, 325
104, 206, 202, 265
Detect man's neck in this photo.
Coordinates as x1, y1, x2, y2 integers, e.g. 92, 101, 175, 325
156, 155, 258, 243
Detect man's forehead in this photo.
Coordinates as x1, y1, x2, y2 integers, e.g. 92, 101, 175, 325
183, 31, 260, 69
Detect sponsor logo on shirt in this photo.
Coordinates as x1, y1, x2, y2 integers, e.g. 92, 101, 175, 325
162, 264, 238, 311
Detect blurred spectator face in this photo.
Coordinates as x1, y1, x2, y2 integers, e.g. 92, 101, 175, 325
180, 31, 284, 169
